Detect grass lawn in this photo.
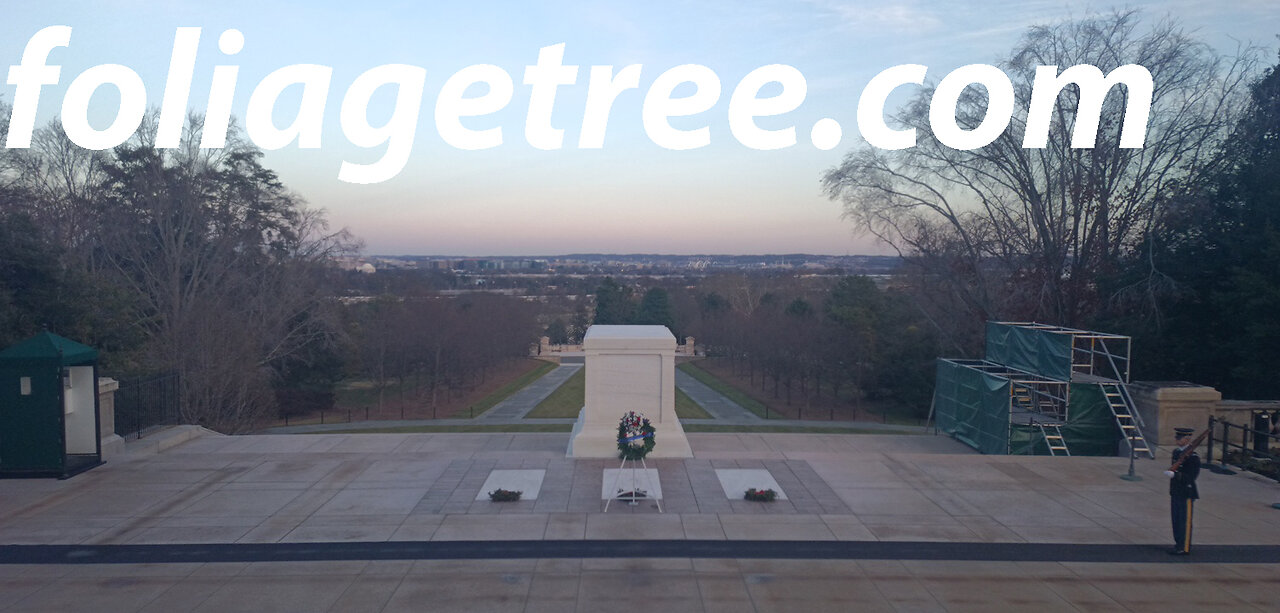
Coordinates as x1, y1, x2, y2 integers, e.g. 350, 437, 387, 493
689, 358, 928, 425
677, 361, 774, 419
525, 367, 585, 418
333, 379, 401, 411
675, 386, 712, 419
524, 367, 713, 419
470, 360, 557, 416
327, 358, 556, 421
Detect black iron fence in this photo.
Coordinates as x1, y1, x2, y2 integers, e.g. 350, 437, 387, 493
113, 372, 181, 439
1207, 413, 1280, 481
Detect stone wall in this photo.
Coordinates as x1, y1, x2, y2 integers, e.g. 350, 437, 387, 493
537, 337, 697, 356
1128, 381, 1222, 447
97, 377, 125, 458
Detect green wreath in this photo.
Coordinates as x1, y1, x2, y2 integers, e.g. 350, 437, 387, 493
617, 411, 656, 461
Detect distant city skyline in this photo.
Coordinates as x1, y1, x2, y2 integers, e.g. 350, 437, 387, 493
4, 1, 1276, 256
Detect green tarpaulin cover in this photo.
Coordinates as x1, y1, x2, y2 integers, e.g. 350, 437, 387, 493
984, 322, 1073, 381
934, 359, 1123, 457
934, 359, 1011, 455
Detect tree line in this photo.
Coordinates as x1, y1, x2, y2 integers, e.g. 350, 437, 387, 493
571, 273, 936, 418
0, 112, 540, 432
347, 293, 538, 418
702, 275, 937, 417
0, 113, 354, 432
823, 10, 1280, 399
575, 12, 1280, 408
543, 277, 675, 345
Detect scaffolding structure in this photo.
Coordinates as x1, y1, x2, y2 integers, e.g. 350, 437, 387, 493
944, 359, 1070, 422
932, 322, 1150, 457
991, 321, 1132, 383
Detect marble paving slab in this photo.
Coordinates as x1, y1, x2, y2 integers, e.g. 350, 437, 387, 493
715, 468, 788, 499
475, 469, 546, 501
601, 468, 662, 500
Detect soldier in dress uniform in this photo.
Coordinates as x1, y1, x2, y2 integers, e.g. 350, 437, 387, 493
1164, 427, 1200, 555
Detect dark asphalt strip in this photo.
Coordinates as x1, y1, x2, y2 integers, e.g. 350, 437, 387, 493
2, 541, 1278, 565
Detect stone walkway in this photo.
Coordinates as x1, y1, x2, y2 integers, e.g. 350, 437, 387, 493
675, 369, 762, 421
2, 428, 1279, 611
475, 364, 582, 421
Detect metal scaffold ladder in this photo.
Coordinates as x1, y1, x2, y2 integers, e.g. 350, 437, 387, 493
1099, 382, 1154, 459
1037, 423, 1070, 456
1012, 386, 1032, 410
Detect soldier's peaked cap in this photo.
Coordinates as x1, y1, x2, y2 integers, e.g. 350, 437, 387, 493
1174, 427, 1195, 436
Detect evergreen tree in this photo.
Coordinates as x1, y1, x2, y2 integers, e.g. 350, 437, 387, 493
592, 277, 633, 325
1137, 54, 1280, 397
570, 300, 590, 342
635, 287, 676, 332
545, 318, 570, 344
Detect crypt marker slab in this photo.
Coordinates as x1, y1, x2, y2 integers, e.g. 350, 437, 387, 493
715, 468, 788, 500
601, 468, 663, 500
475, 469, 546, 501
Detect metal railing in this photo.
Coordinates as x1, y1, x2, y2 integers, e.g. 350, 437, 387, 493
113, 372, 181, 439
1207, 414, 1279, 482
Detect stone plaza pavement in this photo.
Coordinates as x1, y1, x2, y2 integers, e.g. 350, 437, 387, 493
2, 428, 1279, 611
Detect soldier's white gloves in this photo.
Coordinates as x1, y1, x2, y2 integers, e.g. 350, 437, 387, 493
1164, 471, 1175, 478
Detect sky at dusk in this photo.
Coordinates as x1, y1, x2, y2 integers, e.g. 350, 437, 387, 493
3, 1, 1276, 256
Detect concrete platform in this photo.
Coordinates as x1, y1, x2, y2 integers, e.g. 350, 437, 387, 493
1, 428, 1279, 611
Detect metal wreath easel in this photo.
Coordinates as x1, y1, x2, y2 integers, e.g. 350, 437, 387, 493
604, 442, 663, 513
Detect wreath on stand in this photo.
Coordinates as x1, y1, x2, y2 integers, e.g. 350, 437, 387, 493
614, 411, 657, 501
617, 411, 656, 460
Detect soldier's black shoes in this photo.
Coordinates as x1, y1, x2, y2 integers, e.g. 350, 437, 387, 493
1168, 548, 1190, 555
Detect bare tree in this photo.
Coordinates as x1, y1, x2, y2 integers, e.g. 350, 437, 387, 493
0, 107, 356, 431
94, 117, 356, 432
5, 122, 109, 265
823, 11, 1256, 346
0, 100, 16, 194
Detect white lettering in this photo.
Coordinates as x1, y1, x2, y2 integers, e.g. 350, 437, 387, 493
930, 64, 1015, 150
5, 25, 71, 148
728, 64, 806, 150
61, 64, 147, 149
338, 64, 427, 184
1024, 64, 1153, 148
245, 64, 332, 149
858, 64, 927, 150
579, 65, 642, 149
642, 64, 721, 150
523, 43, 578, 150
156, 27, 200, 148
436, 64, 513, 150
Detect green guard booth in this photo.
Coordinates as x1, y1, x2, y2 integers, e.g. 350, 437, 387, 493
0, 331, 104, 478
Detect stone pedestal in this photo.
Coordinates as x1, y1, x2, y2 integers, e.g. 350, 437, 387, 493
568, 325, 693, 458
97, 377, 125, 458
1128, 381, 1222, 447
681, 336, 695, 355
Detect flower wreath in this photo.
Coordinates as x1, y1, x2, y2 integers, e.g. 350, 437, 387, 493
616, 410, 656, 460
